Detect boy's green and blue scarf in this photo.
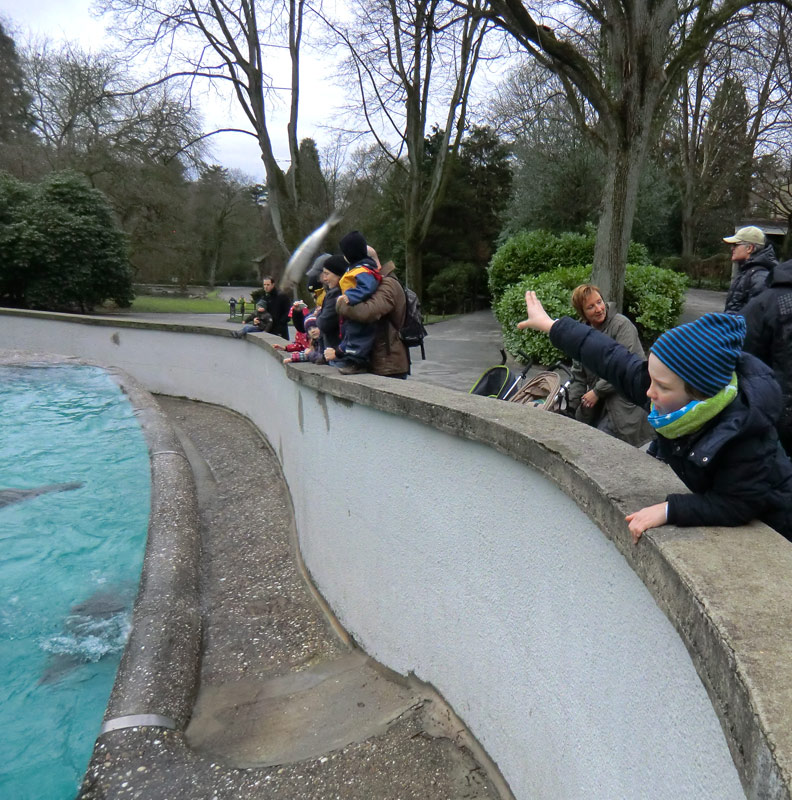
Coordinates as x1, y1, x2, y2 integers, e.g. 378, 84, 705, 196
648, 373, 738, 439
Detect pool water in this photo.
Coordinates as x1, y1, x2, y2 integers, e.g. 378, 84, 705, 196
0, 365, 151, 799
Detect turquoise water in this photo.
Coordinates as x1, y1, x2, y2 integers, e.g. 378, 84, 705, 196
0, 365, 151, 799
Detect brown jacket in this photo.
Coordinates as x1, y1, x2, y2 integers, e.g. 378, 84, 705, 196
338, 261, 409, 376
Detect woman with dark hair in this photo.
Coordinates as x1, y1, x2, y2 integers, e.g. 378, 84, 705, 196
567, 284, 652, 447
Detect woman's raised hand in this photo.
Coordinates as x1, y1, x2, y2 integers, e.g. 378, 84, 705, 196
517, 291, 555, 334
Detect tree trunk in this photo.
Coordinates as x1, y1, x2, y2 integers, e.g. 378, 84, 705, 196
404, 234, 423, 298
208, 249, 218, 288
592, 131, 650, 310
680, 213, 697, 261
679, 171, 698, 261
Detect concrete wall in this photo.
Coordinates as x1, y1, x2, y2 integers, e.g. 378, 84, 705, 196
5, 309, 792, 800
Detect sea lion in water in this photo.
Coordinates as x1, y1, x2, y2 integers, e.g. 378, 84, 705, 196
0, 482, 83, 509
39, 588, 133, 684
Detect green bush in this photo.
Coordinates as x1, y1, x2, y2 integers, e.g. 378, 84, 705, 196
494, 263, 687, 365
623, 263, 687, 342
0, 171, 133, 311
488, 227, 651, 300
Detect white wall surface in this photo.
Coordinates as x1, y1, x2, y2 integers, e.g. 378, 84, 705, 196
1, 314, 745, 799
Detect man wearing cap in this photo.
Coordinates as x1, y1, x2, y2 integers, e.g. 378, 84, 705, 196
723, 225, 777, 314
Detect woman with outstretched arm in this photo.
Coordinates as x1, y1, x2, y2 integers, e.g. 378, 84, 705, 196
518, 291, 792, 544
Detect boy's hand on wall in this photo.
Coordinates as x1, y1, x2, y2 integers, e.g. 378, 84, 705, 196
625, 503, 668, 543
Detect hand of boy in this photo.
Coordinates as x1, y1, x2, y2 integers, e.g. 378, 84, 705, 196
625, 502, 668, 543
517, 291, 555, 334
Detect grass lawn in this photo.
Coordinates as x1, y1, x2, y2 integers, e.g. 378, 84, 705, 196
424, 313, 459, 325
124, 293, 232, 314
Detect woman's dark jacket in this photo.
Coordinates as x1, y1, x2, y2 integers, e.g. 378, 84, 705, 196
724, 243, 777, 313
316, 286, 342, 350
550, 316, 792, 540
741, 258, 792, 452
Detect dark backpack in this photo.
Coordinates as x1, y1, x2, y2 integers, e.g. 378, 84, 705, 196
398, 284, 427, 359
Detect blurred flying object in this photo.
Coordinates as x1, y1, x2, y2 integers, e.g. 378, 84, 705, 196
280, 211, 343, 290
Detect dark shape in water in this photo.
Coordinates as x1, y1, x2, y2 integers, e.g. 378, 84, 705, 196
39, 588, 133, 685
0, 481, 84, 509
70, 591, 128, 619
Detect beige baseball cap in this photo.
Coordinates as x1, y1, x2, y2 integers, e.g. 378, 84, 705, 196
723, 225, 765, 245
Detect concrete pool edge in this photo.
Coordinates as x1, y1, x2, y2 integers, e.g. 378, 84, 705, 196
0, 351, 202, 732
101, 369, 201, 730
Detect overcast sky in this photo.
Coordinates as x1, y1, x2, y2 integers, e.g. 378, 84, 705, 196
0, 0, 347, 181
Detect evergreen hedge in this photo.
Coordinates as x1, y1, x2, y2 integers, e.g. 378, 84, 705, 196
488, 227, 652, 300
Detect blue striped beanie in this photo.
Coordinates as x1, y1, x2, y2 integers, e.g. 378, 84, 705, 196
650, 313, 746, 397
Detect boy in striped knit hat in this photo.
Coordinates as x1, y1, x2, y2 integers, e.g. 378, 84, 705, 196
518, 292, 792, 543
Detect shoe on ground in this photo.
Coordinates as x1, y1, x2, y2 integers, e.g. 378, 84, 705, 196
338, 363, 368, 375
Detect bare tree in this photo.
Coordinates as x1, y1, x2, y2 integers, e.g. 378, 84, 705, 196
320, 0, 492, 297
99, 0, 316, 271
665, 7, 792, 258
480, 0, 792, 308
23, 41, 204, 174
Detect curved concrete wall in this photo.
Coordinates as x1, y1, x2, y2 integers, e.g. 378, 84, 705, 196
4, 309, 792, 800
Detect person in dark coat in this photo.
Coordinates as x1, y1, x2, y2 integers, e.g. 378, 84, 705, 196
332, 230, 381, 375
740, 258, 792, 454
723, 226, 777, 314
518, 291, 792, 544
231, 305, 272, 338
260, 276, 291, 339
316, 255, 344, 353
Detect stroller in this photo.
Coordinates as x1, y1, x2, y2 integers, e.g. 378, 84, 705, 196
507, 363, 572, 413
468, 350, 531, 401
470, 350, 572, 413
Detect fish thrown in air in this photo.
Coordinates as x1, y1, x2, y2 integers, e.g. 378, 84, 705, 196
280, 211, 343, 291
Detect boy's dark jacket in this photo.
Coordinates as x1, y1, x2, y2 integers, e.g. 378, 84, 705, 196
550, 316, 792, 539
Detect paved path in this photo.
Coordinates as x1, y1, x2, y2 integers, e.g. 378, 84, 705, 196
678, 287, 727, 323
410, 310, 508, 392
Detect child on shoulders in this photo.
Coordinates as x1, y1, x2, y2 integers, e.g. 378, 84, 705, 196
331, 231, 382, 375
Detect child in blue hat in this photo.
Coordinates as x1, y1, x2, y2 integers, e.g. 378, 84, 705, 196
518, 291, 792, 543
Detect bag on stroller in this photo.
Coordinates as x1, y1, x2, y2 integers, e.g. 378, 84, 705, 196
508, 370, 568, 413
